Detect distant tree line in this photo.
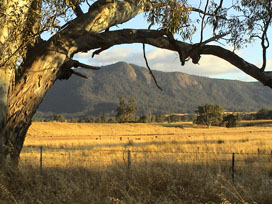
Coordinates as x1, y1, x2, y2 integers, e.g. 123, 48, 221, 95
33, 96, 272, 126
255, 108, 272, 120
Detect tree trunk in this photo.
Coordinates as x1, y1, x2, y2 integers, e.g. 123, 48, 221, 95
0, 68, 13, 167
5, 47, 66, 165
0, 0, 149, 166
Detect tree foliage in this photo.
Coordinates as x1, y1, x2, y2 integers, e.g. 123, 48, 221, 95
223, 114, 241, 128
54, 114, 66, 122
194, 104, 224, 128
255, 108, 272, 119
116, 96, 137, 123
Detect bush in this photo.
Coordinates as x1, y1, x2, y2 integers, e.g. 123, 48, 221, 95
223, 114, 240, 128
194, 104, 224, 128
116, 96, 137, 123
54, 114, 65, 122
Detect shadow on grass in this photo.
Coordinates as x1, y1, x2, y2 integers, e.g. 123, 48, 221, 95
1, 159, 272, 204
158, 123, 193, 129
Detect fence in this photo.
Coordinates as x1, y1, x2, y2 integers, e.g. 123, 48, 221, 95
20, 145, 272, 182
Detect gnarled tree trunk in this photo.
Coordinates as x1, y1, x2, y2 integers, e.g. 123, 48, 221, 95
0, 0, 148, 166
0, 69, 13, 167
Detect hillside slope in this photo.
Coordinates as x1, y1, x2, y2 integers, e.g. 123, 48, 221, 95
37, 62, 272, 116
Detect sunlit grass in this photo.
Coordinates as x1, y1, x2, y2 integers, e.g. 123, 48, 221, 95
1, 121, 271, 203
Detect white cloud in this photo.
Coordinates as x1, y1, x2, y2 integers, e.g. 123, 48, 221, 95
74, 46, 264, 81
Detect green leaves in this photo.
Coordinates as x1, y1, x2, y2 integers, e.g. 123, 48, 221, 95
146, 0, 195, 39
194, 104, 224, 128
116, 96, 137, 123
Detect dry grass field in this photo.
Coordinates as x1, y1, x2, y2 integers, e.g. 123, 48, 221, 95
1, 121, 272, 204
24, 121, 272, 151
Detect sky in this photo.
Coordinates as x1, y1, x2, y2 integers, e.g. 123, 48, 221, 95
69, 2, 272, 82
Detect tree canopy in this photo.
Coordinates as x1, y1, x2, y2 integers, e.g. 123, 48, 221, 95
1, 0, 272, 165
194, 104, 224, 128
116, 96, 137, 123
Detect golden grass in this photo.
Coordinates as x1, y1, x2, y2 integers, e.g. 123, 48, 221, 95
1, 121, 272, 204
24, 121, 272, 153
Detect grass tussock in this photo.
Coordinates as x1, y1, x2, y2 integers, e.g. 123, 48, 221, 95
1, 121, 272, 203
1, 160, 272, 204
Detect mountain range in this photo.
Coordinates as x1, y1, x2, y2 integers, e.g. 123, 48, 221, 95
37, 61, 272, 117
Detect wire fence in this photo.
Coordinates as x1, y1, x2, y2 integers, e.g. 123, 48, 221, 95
19, 145, 272, 182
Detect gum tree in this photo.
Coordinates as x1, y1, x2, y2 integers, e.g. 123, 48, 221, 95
194, 104, 224, 128
1, 0, 272, 166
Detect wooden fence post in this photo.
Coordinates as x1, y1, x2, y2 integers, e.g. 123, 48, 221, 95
127, 150, 131, 171
126, 150, 132, 191
40, 146, 43, 173
232, 153, 235, 182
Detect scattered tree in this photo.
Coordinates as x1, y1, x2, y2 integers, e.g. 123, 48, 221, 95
70, 118, 79, 123
139, 114, 150, 123
194, 104, 224, 128
155, 115, 166, 123
2, 0, 272, 166
116, 96, 137, 123
223, 114, 241, 128
255, 108, 272, 120
54, 114, 66, 122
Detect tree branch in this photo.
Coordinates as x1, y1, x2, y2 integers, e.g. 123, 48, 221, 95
73, 5, 84, 17
188, 7, 227, 20
201, 33, 229, 45
65, 0, 84, 17
58, 59, 99, 80
92, 46, 112, 57
142, 43, 162, 91
74, 29, 272, 88
71, 70, 88, 79
200, 0, 210, 44
260, 14, 272, 72
64, 59, 100, 70
201, 45, 272, 87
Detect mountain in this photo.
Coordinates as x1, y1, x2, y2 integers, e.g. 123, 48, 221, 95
37, 61, 272, 117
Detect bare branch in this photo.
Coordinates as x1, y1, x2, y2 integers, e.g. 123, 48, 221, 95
188, 7, 227, 20
63, 59, 100, 70
74, 29, 272, 88
213, 0, 224, 35
72, 70, 88, 79
92, 46, 112, 57
65, 0, 84, 17
58, 59, 99, 80
73, 5, 84, 17
201, 45, 272, 87
201, 33, 229, 45
260, 14, 272, 72
200, 0, 210, 44
142, 43, 162, 91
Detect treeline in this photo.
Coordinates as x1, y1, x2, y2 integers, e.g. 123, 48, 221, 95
33, 96, 272, 125
36, 113, 194, 124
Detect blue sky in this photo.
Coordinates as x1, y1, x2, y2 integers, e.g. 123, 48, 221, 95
54, 2, 272, 82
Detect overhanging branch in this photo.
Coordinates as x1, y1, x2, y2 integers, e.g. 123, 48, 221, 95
74, 29, 272, 88
58, 59, 100, 80
66, 59, 100, 70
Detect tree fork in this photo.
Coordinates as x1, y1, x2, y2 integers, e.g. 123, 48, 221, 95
0, 0, 150, 165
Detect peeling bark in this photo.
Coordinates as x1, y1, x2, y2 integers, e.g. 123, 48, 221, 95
0, 69, 12, 166
0, 0, 150, 165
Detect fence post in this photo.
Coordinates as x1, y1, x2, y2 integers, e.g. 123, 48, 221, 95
40, 146, 43, 173
232, 153, 235, 182
127, 150, 131, 171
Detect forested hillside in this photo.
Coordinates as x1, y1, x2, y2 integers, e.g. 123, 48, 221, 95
37, 62, 272, 117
